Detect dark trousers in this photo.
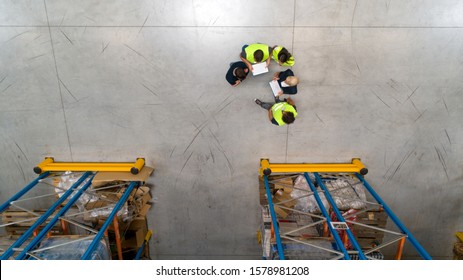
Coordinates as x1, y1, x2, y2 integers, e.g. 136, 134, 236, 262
258, 98, 282, 110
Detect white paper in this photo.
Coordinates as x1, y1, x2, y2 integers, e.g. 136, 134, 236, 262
252, 62, 269, 76
269, 80, 281, 97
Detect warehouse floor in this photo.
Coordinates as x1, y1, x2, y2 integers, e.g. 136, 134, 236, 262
0, 1, 462, 259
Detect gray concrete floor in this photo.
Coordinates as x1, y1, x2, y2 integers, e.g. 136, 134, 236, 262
0, 0, 462, 259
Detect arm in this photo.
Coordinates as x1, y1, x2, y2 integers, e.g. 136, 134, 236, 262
268, 109, 273, 122
273, 71, 281, 80
240, 54, 253, 71
232, 80, 241, 87
266, 46, 273, 67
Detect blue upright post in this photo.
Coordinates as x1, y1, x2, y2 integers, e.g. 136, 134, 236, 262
0, 172, 50, 213
303, 173, 351, 260
0, 172, 91, 260
81, 181, 139, 260
264, 175, 285, 260
134, 242, 147, 260
16, 174, 95, 260
313, 172, 367, 260
263, 175, 285, 260
355, 173, 432, 260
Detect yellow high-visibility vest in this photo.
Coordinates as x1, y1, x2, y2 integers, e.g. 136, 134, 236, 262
272, 46, 295, 66
272, 102, 298, 126
245, 44, 270, 63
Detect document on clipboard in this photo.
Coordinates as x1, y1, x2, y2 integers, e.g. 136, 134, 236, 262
269, 80, 281, 97
252, 62, 269, 76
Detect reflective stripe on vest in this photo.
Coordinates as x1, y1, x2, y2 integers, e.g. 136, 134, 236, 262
245, 44, 269, 63
271, 102, 298, 126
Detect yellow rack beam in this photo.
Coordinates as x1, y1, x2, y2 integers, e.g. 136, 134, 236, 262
456, 232, 463, 242
259, 158, 368, 176
34, 157, 145, 174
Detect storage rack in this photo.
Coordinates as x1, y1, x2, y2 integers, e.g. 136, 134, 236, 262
258, 158, 432, 260
0, 158, 152, 260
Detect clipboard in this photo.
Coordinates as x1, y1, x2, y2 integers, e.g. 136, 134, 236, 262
252, 62, 269, 76
269, 80, 281, 97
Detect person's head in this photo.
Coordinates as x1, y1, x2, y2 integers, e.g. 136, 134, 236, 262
282, 111, 295, 124
254, 50, 264, 62
285, 76, 299, 86
235, 67, 246, 80
278, 48, 291, 64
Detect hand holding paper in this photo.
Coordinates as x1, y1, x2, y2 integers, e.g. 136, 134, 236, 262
269, 80, 282, 97
252, 62, 269, 76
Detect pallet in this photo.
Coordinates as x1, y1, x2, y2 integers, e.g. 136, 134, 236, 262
2, 210, 63, 235
349, 210, 388, 249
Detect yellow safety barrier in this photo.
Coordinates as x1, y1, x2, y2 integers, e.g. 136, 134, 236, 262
259, 158, 367, 176
34, 157, 145, 174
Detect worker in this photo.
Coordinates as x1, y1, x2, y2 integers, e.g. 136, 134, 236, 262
273, 69, 299, 96
225, 61, 249, 87
254, 97, 297, 126
240, 43, 273, 72
272, 45, 295, 66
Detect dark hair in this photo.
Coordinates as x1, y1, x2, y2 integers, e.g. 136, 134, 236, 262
278, 48, 290, 63
254, 50, 264, 62
235, 68, 246, 80
282, 111, 295, 124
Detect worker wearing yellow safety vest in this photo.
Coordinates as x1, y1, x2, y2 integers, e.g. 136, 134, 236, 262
272, 45, 295, 67
254, 97, 298, 126
240, 43, 273, 72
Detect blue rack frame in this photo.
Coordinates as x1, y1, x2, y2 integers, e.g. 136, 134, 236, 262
260, 161, 432, 260
0, 172, 142, 260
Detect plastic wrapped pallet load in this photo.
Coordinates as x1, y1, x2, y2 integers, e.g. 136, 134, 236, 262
34, 235, 111, 260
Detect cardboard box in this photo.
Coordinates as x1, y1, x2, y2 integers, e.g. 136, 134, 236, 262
93, 212, 130, 232
85, 187, 136, 210
85, 200, 111, 211
122, 217, 148, 249
134, 186, 151, 210
273, 205, 288, 219
274, 178, 293, 193
137, 203, 152, 217
274, 190, 297, 208
92, 166, 154, 188
135, 186, 150, 197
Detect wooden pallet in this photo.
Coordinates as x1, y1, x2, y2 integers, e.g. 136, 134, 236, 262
2, 210, 63, 236
349, 210, 388, 249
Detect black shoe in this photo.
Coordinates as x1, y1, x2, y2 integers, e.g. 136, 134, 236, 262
274, 96, 281, 103
254, 99, 262, 106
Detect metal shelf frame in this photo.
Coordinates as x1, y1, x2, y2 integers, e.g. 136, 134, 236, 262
260, 158, 432, 260
0, 161, 146, 260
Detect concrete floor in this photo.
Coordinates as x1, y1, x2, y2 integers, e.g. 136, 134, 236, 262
0, 0, 462, 259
